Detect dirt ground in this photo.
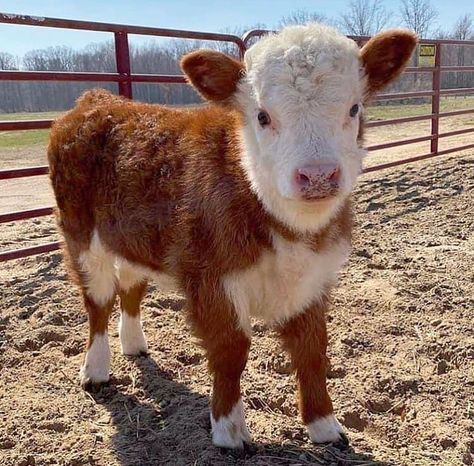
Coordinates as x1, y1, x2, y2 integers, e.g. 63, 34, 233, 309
0, 150, 473, 466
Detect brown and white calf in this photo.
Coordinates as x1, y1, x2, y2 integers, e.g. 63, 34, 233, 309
48, 24, 416, 448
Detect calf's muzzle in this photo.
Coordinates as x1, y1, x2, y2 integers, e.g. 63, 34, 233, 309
295, 161, 340, 200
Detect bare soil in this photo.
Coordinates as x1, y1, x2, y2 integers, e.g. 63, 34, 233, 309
1, 152, 473, 466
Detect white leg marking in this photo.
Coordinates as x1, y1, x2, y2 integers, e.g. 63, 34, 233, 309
79, 230, 116, 306
210, 399, 251, 449
79, 333, 111, 386
307, 414, 345, 443
119, 312, 148, 355
115, 257, 147, 292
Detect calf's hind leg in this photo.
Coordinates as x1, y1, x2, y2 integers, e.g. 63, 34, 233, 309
116, 260, 149, 355
63, 231, 118, 388
117, 280, 149, 356
79, 294, 115, 387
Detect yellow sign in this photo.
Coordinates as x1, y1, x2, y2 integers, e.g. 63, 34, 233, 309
419, 44, 436, 67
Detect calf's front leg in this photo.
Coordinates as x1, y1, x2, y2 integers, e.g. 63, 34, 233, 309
277, 301, 346, 444
187, 294, 251, 449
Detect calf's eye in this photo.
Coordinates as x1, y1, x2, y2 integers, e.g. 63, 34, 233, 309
257, 110, 271, 127
349, 104, 359, 117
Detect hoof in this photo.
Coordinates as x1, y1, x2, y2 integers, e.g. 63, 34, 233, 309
307, 414, 347, 444
220, 441, 256, 459
79, 366, 110, 391
333, 431, 350, 449
79, 333, 110, 389
119, 313, 148, 356
211, 399, 252, 449
123, 350, 149, 358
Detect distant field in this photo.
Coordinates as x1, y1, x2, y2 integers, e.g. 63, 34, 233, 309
0, 111, 63, 121
366, 95, 474, 121
0, 129, 50, 149
0, 112, 61, 149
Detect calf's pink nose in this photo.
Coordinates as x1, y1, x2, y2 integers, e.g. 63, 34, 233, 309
295, 161, 340, 200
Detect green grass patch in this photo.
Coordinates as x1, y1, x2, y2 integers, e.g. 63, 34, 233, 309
366, 96, 474, 121
0, 111, 61, 149
0, 129, 50, 149
0, 111, 63, 121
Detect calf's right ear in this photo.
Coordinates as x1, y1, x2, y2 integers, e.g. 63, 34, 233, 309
181, 50, 245, 102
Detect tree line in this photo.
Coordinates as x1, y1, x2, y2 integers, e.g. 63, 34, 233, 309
0, 0, 473, 113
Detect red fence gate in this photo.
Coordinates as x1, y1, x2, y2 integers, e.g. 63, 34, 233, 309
1, 13, 474, 261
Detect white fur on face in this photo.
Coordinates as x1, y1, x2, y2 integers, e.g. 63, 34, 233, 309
79, 332, 111, 386
119, 312, 148, 355
223, 233, 350, 335
210, 399, 251, 449
237, 23, 366, 233
307, 414, 345, 443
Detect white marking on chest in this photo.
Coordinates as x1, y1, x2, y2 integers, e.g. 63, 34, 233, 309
223, 234, 350, 334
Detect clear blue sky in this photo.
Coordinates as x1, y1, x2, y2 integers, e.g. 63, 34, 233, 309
1, 0, 473, 57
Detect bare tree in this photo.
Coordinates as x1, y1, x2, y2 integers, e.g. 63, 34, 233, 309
2, 15, 473, 113
452, 13, 473, 40
218, 24, 268, 54
433, 28, 449, 39
278, 9, 329, 28
400, 0, 438, 38
339, 0, 391, 36
450, 13, 474, 86
0, 51, 18, 70
23, 46, 76, 71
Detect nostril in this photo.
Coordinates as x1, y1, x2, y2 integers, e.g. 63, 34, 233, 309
297, 171, 311, 186
328, 166, 340, 182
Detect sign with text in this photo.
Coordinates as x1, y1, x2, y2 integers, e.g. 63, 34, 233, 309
419, 44, 436, 67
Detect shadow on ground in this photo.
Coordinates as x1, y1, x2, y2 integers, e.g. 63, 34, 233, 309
91, 343, 392, 465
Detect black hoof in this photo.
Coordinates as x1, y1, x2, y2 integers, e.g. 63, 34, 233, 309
243, 441, 258, 455
82, 379, 109, 393
219, 441, 256, 458
220, 447, 245, 459
333, 432, 350, 449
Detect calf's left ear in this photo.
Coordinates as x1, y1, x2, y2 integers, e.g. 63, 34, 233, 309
360, 30, 418, 97
181, 50, 245, 102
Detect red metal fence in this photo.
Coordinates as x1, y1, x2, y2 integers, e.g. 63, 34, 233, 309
1, 13, 474, 261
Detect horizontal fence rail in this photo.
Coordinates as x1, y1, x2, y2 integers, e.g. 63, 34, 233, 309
1, 14, 473, 261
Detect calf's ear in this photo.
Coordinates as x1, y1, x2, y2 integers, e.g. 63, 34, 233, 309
360, 30, 418, 97
181, 50, 245, 102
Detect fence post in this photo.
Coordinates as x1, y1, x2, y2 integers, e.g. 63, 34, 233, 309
431, 43, 442, 154
114, 31, 132, 99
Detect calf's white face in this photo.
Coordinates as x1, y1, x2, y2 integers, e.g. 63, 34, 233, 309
181, 24, 417, 232
238, 25, 366, 231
